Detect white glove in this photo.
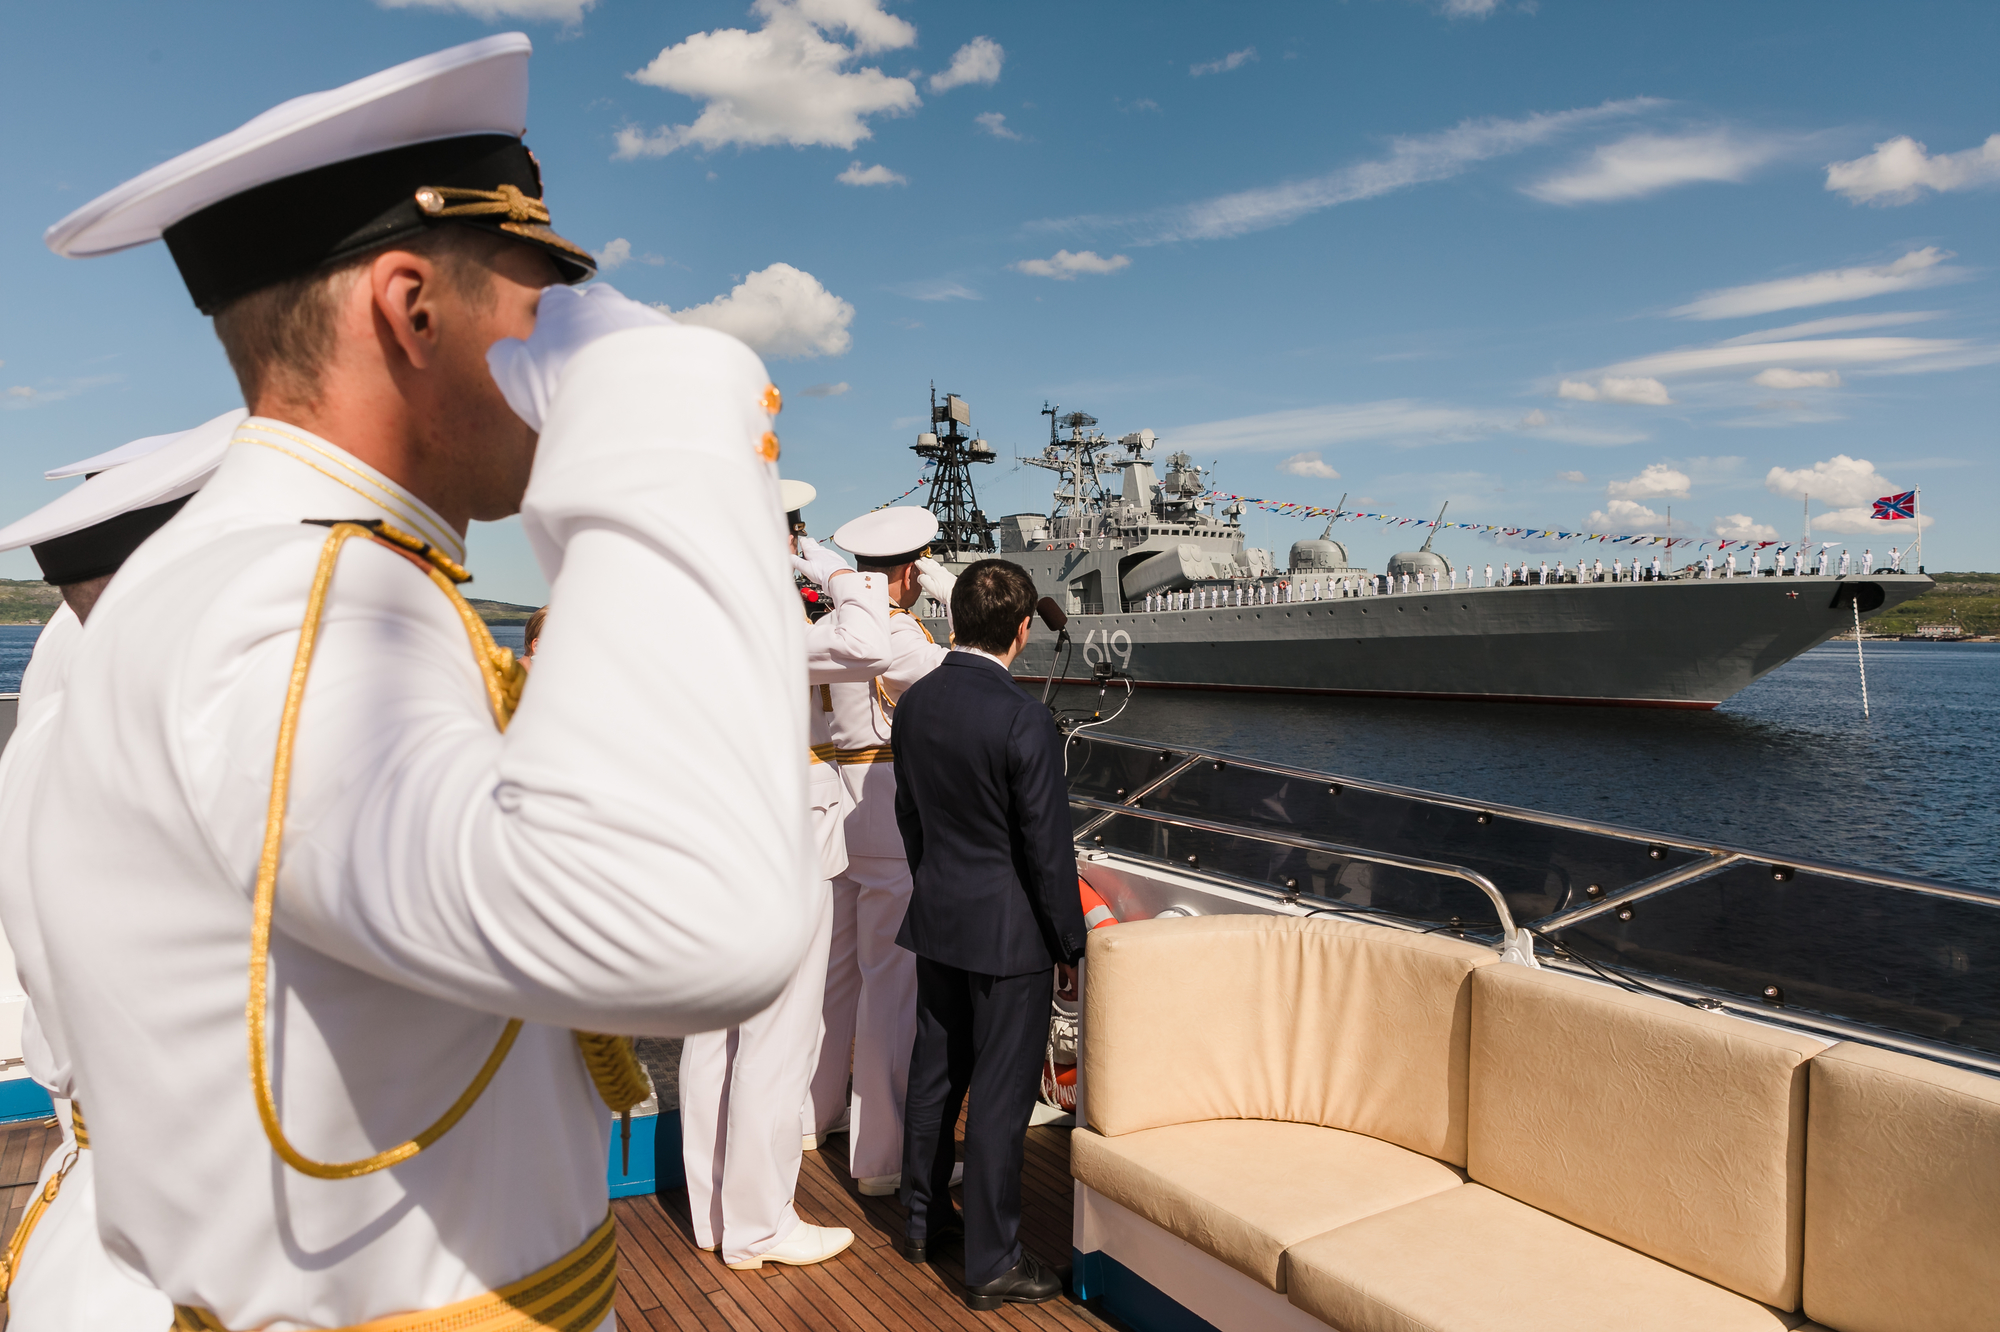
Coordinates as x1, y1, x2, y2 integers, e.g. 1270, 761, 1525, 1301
915, 556, 957, 606
793, 535, 852, 587
486, 283, 674, 432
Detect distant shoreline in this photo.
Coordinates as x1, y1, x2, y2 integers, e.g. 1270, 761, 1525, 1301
0, 579, 537, 627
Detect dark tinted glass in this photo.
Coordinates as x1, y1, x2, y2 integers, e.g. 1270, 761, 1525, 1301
1549, 863, 2000, 1055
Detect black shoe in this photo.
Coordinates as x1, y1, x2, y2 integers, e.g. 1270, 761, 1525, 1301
964, 1250, 1062, 1310
896, 1215, 963, 1264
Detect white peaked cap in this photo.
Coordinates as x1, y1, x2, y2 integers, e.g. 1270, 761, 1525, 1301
780, 480, 818, 513
833, 507, 939, 562
46, 34, 532, 259
0, 408, 245, 554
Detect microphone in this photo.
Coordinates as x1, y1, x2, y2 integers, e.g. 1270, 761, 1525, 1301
1036, 597, 1071, 709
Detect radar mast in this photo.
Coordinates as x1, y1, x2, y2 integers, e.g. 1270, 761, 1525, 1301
913, 384, 995, 557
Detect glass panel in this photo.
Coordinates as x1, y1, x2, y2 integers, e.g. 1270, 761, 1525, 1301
1087, 812, 1502, 930
1550, 865, 2000, 1056
1136, 760, 1704, 925
1063, 737, 1184, 804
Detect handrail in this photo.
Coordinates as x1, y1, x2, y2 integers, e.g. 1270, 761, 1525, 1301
1068, 751, 1201, 842
1068, 734, 1998, 914
1536, 853, 1746, 930
1070, 795, 1537, 967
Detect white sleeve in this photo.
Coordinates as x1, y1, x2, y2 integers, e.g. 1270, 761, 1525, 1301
805, 572, 892, 685
880, 613, 950, 701
267, 324, 814, 1036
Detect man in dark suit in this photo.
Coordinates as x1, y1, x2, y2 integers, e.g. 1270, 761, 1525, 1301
891, 559, 1086, 1311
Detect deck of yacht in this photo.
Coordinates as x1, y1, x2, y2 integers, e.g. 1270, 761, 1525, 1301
0, 1113, 1118, 1331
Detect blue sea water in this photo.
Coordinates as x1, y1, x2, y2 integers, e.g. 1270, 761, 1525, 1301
2, 626, 1991, 889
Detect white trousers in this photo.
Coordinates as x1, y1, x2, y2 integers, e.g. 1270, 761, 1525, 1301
680, 885, 834, 1265
8, 1098, 174, 1331
804, 855, 919, 1181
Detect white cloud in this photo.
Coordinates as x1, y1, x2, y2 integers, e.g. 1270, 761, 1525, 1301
1764, 454, 1891, 509
1668, 247, 1970, 320
666, 262, 854, 358
617, 0, 919, 158
1719, 310, 1943, 345
974, 111, 1021, 140
1441, 0, 1502, 15
1557, 375, 1672, 405
1191, 47, 1257, 77
1278, 451, 1339, 479
928, 36, 1002, 92
1039, 98, 1657, 244
1600, 335, 1989, 381
1585, 498, 1666, 530
799, 381, 850, 396
838, 160, 907, 185
900, 279, 980, 300
1809, 506, 1933, 535
592, 237, 665, 272
1608, 464, 1690, 501
1557, 469, 1587, 483
6, 386, 32, 398
376, 0, 593, 21
1826, 134, 2000, 205
1526, 130, 1785, 204
1012, 249, 1131, 280
1751, 367, 1841, 389
1711, 514, 1779, 542
1518, 409, 1549, 427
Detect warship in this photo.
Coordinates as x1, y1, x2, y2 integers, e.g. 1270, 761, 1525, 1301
904, 392, 1932, 709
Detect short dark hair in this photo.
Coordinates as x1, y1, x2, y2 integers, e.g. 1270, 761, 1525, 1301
211, 224, 502, 410
951, 560, 1036, 654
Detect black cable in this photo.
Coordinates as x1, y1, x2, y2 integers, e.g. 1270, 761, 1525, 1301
1531, 929, 1717, 1011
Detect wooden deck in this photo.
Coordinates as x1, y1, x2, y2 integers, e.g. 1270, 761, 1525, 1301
0, 1115, 1123, 1331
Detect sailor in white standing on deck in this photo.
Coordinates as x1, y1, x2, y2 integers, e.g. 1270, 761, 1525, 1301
0, 413, 245, 1329
804, 508, 953, 1194
26, 35, 813, 1331
680, 480, 888, 1271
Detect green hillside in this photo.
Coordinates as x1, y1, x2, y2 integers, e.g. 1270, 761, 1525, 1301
0, 578, 538, 627
0, 579, 62, 624
1869, 572, 1998, 637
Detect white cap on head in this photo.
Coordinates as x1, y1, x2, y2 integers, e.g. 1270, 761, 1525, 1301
43, 34, 592, 313
833, 507, 939, 566
0, 408, 244, 580
779, 480, 817, 515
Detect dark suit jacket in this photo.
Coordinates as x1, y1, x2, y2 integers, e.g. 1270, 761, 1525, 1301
892, 652, 1086, 977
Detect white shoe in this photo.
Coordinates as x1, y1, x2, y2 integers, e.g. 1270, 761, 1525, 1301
802, 1109, 850, 1151
857, 1162, 963, 1196
726, 1223, 855, 1271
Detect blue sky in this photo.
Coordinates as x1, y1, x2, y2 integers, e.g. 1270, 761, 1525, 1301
2, 0, 1994, 602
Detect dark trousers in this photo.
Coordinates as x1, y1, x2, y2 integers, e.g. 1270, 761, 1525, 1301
900, 956, 1050, 1286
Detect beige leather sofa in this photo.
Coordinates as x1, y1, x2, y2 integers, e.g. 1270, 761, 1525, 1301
1072, 914, 1999, 1332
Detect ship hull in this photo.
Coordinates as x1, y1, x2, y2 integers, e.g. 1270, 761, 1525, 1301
926, 574, 1932, 709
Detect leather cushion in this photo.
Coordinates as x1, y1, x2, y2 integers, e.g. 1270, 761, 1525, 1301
1468, 964, 1821, 1309
1072, 1119, 1464, 1292
1286, 1184, 1808, 1332
1084, 915, 1494, 1162
1802, 1042, 2000, 1332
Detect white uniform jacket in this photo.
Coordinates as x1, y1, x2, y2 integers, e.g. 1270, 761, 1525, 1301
804, 574, 892, 881
21, 324, 814, 1329
828, 609, 949, 860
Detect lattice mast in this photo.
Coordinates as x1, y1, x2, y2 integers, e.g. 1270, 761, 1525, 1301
1021, 405, 1118, 538
913, 384, 995, 558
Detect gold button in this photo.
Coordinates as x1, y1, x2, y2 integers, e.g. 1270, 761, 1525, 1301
758, 431, 781, 462
761, 384, 783, 416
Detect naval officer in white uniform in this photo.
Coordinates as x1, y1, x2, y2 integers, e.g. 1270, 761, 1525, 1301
803, 508, 954, 1194
679, 480, 890, 1271
0, 412, 243, 1328
26, 35, 813, 1331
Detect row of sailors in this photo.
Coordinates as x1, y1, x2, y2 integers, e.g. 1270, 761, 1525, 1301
1140, 543, 1909, 611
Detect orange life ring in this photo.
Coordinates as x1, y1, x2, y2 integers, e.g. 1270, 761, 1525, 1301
1079, 876, 1117, 931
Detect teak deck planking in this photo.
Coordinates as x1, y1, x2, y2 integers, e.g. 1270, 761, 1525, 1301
0, 1113, 1122, 1331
